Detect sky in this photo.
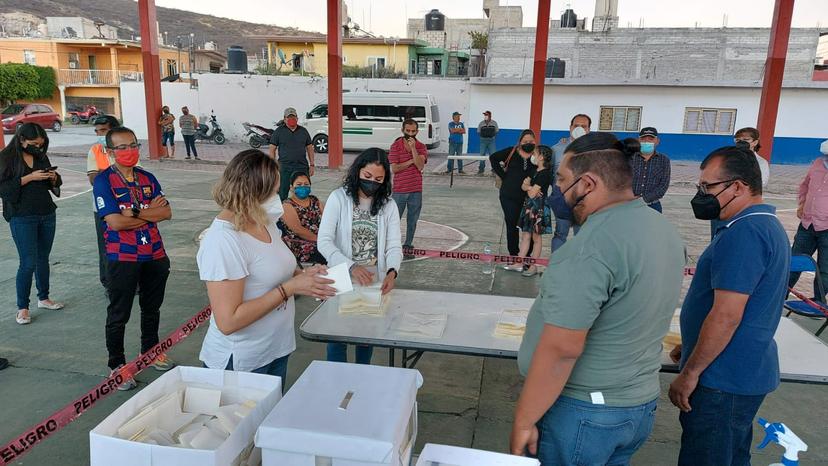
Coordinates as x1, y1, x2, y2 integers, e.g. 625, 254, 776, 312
153, 0, 828, 37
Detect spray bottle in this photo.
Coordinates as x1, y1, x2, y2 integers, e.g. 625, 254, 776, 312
757, 417, 808, 466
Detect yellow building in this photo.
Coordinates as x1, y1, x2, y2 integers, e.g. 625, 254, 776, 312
0, 38, 189, 119
263, 36, 425, 76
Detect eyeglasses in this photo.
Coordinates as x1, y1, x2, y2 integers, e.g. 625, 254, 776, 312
696, 178, 739, 195
109, 143, 141, 151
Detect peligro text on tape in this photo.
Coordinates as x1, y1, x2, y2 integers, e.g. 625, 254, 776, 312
0, 306, 212, 465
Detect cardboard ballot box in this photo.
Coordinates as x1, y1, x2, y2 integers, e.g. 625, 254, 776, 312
90, 366, 282, 466
256, 361, 422, 466
415, 444, 540, 466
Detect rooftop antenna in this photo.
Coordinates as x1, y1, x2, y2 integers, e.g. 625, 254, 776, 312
722, 14, 728, 28
94, 20, 106, 39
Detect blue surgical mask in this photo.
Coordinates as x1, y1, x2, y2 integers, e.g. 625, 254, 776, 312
641, 142, 655, 154
97, 136, 107, 146
294, 186, 311, 200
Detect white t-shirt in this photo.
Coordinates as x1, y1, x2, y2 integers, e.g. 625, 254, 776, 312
196, 218, 297, 372
755, 152, 770, 187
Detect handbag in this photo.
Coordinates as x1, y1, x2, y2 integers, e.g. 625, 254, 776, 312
494, 146, 517, 189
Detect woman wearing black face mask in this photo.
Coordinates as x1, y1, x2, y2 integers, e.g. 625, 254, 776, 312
318, 147, 402, 365
490, 129, 539, 256
0, 123, 64, 325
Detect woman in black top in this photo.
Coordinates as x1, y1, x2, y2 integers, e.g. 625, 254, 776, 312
510, 145, 554, 276
490, 129, 538, 256
0, 123, 64, 325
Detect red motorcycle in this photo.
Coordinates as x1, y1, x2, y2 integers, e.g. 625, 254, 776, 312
67, 105, 99, 125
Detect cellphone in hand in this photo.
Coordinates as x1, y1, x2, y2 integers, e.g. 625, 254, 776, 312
45, 166, 58, 172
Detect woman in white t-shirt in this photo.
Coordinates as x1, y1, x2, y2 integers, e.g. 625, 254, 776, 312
318, 147, 403, 365
196, 150, 336, 386
734, 127, 770, 187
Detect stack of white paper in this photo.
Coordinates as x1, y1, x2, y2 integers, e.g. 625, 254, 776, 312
115, 383, 259, 451
493, 309, 529, 338
392, 312, 448, 339
663, 313, 682, 348
338, 284, 390, 315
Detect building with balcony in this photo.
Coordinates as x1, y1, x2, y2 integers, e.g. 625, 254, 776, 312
0, 38, 189, 119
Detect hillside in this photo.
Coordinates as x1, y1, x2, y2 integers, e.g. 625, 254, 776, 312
0, 0, 321, 54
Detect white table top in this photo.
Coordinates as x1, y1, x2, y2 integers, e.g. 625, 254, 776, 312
446, 155, 489, 161
300, 290, 828, 384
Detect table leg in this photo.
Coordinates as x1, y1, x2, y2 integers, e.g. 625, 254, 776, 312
389, 348, 396, 367
450, 167, 454, 188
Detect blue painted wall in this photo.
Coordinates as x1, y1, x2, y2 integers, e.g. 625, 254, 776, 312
467, 128, 825, 165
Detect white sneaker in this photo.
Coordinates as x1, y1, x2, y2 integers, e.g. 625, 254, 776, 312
110, 365, 138, 391
37, 300, 64, 310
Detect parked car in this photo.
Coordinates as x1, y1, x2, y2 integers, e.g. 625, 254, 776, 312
1, 103, 63, 133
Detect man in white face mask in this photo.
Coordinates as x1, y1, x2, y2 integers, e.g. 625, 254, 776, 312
547, 114, 591, 252
788, 139, 828, 305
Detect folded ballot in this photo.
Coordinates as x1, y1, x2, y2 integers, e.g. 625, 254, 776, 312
494, 309, 529, 338
392, 312, 448, 339
338, 284, 390, 315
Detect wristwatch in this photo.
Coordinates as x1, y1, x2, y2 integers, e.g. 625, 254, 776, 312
131, 206, 141, 218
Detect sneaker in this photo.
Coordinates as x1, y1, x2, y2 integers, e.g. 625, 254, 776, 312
502, 263, 524, 272
110, 365, 137, 391
15, 310, 31, 325
185, 156, 191, 160
194, 156, 201, 160
150, 353, 175, 372
0, 358, 8, 371
37, 299, 64, 310
521, 266, 538, 277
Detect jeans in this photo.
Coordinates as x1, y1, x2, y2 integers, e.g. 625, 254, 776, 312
279, 164, 309, 201
182, 134, 198, 158
10, 213, 57, 310
648, 201, 662, 213
161, 131, 175, 146
479, 138, 495, 172
392, 191, 423, 248
678, 385, 766, 466
93, 212, 108, 288
210, 354, 289, 393
788, 223, 828, 300
534, 396, 657, 466
447, 142, 464, 172
551, 217, 580, 253
105, 257, 170, 369
327, 343, 373, 364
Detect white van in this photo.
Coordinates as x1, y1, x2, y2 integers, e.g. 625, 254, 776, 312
302, 92, 441, 153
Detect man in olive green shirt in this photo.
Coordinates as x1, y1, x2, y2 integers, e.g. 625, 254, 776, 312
511, 147, 685, 465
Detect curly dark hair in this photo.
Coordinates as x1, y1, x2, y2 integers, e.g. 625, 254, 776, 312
343, 147, 392, 216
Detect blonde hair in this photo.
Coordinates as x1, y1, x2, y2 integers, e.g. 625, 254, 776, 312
213, 149, 280, 229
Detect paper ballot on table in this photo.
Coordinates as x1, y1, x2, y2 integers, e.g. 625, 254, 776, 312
494, 309, 529, 338
392, 312, 448, 339
338, 283, 390, 315
325, 262, 354, 295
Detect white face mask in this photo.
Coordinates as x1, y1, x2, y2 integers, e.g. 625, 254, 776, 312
571, 126, 587, 140
821, 139, 828, 156
530, 155, 538, 166
261, 194, 284, 222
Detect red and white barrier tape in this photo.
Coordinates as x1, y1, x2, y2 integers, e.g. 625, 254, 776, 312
786, 287, 828, 318
0, 306, 212, 465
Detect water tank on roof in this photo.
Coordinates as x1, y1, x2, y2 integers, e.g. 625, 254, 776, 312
545, 58, 566, 78
561, 9, 578, 28
425, 9, 445, 31
226, 46, 248, 74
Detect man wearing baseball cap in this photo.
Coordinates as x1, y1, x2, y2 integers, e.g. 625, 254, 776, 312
269, 107, 315, 200
631, 126, 671, 213
447, 111, 466, 174
477, 110, 499, 174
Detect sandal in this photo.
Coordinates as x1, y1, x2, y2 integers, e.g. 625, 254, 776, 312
16, 310, 31, 325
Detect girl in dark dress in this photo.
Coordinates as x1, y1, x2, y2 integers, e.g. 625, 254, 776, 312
512, 146, 554, 276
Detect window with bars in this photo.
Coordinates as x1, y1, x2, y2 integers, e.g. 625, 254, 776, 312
683, 107, 737, 134
599, 106, 642, 132
23, 50, 36, 65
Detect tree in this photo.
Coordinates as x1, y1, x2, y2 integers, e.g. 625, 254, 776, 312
342, 65, 404, 79
0, 64, 56, 105
32, 66, 57, 99
469, 31, 488, 51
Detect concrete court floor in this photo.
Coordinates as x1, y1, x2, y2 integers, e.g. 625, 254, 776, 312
0, 155, 826, 465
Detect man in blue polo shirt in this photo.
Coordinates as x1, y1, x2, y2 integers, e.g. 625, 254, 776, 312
669, 146, 789, 466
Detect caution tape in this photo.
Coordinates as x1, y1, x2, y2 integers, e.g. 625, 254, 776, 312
0, 306, 212, 465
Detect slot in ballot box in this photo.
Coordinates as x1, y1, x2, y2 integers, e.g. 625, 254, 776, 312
90, 366, 282, 466
415, 444, 540, 466
256, 361, 423, 466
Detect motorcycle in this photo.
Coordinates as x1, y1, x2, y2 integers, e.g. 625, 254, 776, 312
242, 122, 274, 149
67, 105, 99, 125
194, 110, 226, 145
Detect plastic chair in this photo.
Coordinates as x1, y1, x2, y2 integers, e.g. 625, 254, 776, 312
785, 254, 828, 336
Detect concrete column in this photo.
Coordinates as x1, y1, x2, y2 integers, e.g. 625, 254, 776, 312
58, 86, 67, 122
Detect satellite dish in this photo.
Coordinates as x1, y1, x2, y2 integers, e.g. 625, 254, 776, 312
278, 48, 287, 65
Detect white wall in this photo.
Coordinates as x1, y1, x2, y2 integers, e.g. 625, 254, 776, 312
120, 75, 470, 145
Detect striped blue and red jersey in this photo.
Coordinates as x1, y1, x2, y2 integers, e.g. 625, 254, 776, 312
93, 166, 167, 262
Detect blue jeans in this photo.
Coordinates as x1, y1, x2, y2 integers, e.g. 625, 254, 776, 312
392, 192, 423, 248
534, 396, 657, 466
447, 142, 464, 172
207, 354, 290, 393
678, 385, 766, 466
327, 343, 374, 364
648, 201, 662, 213
479, 138, 496, 171
9, 213, 56, 309
161, 131, 175, 146
788, 224, 828, 299
551, 217, 580, 253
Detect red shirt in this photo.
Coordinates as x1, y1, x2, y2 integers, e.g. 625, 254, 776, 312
388, 137, 428, 193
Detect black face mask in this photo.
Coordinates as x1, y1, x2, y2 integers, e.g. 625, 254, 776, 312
690, 182, 737, 220
22, 144, 45, 157
359, 179, 382, 197
520, 143, 536, 153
